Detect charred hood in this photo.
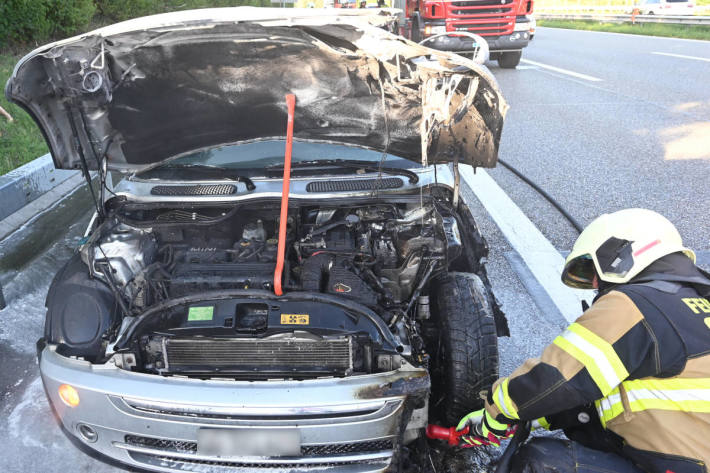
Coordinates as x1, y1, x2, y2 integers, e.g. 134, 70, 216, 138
5, 8, 507, 172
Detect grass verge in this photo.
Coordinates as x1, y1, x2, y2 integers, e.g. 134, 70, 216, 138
538, 19, 710, 41
1, 52, 49, 176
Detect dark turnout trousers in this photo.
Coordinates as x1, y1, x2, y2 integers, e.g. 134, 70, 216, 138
511, 438, 643, 473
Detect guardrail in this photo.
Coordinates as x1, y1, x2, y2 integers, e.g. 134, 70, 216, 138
536, 3, 710, 15
537, 12, 710, 25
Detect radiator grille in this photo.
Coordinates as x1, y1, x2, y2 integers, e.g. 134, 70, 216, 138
125, 435, 196, 453
124, 435, 393, 456
303, 440, 393, 455
446, 0, 516, 36
131, 453, 386, 469
306, 178, 403, 193
164, 337, 352, 375
151, 184, 236, 196
451, 0, 513, 6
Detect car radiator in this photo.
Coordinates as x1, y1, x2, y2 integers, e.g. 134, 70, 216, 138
162, 337, 353, 377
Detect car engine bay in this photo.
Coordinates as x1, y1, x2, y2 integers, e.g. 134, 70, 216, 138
45, 194, 502, 386
97, 202, 460, 313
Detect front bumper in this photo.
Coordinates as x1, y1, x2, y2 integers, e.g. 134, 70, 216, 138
422, 32, 529, 53
40, 346, 429, 472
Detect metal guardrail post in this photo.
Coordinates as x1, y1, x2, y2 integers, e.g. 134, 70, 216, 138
0, 282, 6, 310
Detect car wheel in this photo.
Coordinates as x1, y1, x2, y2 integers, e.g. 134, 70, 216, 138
497, 50, 522, 69
427, 272, 499, 425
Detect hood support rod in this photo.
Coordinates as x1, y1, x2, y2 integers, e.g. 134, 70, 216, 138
274, 94, 296, 296
64, 104, 105, 221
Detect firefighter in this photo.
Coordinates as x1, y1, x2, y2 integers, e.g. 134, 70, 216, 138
457, 208, 710, 473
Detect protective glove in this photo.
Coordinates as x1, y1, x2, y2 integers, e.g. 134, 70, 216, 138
456, 408, 517, 448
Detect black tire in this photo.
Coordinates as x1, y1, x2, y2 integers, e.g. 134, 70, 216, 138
428, 272, 499, 426
498, 50, 522, 69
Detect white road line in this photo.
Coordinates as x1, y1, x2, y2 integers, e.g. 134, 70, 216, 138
460, 166, 591, 323
651, 52, 710, 63
516, 65, 539, 70
520, 59, 603, 82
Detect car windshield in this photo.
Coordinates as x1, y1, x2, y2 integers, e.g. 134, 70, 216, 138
136, 140, 420, 179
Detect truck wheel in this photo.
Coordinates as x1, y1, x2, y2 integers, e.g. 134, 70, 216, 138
498, 51, 522, 69
427, 272, 499, 425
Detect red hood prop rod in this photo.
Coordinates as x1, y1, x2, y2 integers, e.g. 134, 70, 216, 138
274, 94, 296, 296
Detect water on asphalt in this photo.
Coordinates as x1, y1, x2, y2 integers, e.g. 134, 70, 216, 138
0, 186, 118, 473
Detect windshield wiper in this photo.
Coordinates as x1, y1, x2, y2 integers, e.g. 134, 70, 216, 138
266, 159, 419, 184
140, 164, 256, 190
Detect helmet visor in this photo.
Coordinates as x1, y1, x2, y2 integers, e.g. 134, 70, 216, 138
561, 254, 596, 289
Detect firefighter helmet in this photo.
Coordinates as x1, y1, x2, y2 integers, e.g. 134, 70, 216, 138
561, 209, 695, 289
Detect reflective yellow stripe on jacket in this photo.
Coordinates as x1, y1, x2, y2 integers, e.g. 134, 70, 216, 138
492, 377, 519, 420
595, 378, 710, 427
553, 323, 629, 396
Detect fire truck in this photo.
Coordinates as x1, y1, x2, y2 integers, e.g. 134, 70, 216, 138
391, 0, 534, 68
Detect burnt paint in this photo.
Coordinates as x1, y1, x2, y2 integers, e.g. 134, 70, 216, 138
7, 20, 505, 173
355, 369, 430, 400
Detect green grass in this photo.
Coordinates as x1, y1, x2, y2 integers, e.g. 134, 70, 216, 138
538, 19, 710, 40
1, 52, 49, 176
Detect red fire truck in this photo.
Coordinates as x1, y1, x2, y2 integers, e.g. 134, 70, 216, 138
392, 0, 534, 68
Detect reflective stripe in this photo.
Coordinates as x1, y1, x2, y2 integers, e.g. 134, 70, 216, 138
534, 417, 551, 430
493, 378, 519, 420
595, 387, 623, 428
596, 378, 710, 425
463, 437, 483, 446
483, 410, 510, 435
553, 323, 629, 395
624, 377, 710, 391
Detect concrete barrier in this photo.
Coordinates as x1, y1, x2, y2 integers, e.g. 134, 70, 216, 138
0, 154, 80, 221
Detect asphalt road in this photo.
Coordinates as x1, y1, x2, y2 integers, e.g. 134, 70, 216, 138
0, 26, 708, 472
488, 27, 710, 254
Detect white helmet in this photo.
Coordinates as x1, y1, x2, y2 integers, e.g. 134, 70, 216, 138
561, 208, 695, 289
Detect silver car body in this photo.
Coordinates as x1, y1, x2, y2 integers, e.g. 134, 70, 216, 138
39, 165, 455, 472
9, 7, 506, 472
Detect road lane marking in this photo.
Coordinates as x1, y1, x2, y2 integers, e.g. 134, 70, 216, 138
516, 65, 539, 70
459, 166, 591, 323
520, 59, 603, 82
651, 52, 710, 63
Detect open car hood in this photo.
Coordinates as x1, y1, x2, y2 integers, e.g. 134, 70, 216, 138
5, 7, 507, 173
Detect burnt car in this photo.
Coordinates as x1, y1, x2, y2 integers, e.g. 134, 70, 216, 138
5, 7, 508, 472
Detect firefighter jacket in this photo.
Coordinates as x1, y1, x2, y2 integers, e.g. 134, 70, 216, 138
485, 255, 710, 473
